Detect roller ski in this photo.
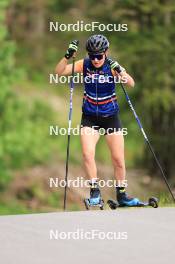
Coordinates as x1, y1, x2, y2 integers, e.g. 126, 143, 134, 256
84, 182, 104, 210
107, 187, 158, 209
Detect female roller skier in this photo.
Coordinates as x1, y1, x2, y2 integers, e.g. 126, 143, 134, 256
56, 35, 140, 207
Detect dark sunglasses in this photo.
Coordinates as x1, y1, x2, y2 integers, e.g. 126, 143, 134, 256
88, 54, 104, 60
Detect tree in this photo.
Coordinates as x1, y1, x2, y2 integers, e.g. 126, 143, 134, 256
87, 0, 175, 180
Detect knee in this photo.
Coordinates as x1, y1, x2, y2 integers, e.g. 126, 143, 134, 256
112, 156, 125, 169
82, 150, 95, 164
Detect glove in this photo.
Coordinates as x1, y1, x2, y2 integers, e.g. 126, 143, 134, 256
107, 58, 125, 74
65, 40, 79, 59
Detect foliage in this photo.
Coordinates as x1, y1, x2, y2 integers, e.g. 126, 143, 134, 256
0, 0, 175, 213
0, 0, 57, 190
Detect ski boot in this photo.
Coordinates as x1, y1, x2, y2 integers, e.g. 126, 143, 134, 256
117, 187, 140, 207
84, 182, 104, 210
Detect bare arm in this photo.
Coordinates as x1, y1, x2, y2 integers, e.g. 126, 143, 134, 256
55, 58, 83, 76
116, 70, 135, 88
109, 58, 135, 88
55, 57, 68, 75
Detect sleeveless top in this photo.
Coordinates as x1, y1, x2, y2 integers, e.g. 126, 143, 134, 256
82, 58, 119, 116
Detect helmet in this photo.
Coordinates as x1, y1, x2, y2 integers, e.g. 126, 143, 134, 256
86, 35, 109, 54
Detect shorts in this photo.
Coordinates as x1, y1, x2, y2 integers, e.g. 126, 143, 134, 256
81, 113, 122, 135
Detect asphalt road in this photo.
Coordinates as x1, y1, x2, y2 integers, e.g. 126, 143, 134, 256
0, 208, 174, 264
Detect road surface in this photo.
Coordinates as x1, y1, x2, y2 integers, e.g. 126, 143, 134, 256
0, 208, 174, 264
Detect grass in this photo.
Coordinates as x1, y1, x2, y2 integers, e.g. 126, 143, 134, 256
0, 202, 34, 215
158, 193, 175, 207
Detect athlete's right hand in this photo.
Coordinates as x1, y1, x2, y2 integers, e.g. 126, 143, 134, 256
65, 40, 79, 59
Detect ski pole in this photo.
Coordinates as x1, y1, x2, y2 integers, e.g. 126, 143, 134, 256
63, 55, 76, 211
120, 82, 175, 203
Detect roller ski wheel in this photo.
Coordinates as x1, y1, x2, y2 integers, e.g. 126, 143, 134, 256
148, 197, 158, 208
84, 198, 90, 210
99, 199, 104, 210
107, 199, 118, 210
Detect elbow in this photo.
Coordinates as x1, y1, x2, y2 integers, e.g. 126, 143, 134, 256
122, 73, 135, 88
127, 77, 135, 88
130, 78, 135, 87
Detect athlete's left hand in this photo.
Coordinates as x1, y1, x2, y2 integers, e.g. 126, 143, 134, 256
107, 58, 125, 74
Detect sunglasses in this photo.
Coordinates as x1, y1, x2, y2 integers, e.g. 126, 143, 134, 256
88, 54, 104, 60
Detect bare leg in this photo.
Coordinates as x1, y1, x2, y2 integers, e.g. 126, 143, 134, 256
80, 127, 100, 180
105, 133, 126, 185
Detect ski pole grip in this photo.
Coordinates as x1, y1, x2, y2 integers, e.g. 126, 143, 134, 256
73, 40, 79, 58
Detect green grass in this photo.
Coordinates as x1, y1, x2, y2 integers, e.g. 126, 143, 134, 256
158, 193, 175, 207
0, 202, 34, 215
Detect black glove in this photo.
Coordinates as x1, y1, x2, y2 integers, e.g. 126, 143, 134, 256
107, 58, 125, 74
65, 40, 79, 59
